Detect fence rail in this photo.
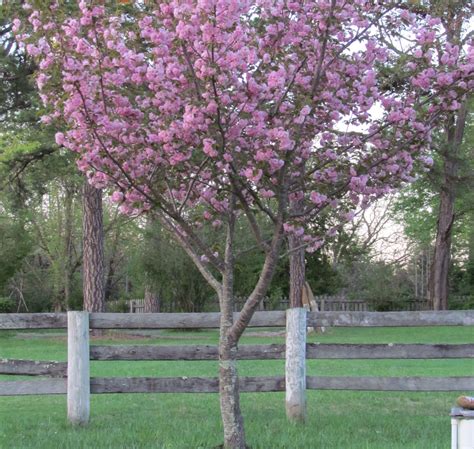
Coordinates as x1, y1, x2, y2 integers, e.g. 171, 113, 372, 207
89, 342, 474, 361
2, 343, 472, 376
2, 310, 474, 330
2, 375, 474, 396
1, 310, 473, 425
0, 359, 67, 377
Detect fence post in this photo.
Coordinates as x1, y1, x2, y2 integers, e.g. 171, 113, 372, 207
285, 307, 307, 422
67, 311, 90, 426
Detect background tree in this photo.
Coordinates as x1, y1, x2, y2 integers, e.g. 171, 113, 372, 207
393, 98, 474, 307
82, 180, 105, 312
378, 0, 473, 310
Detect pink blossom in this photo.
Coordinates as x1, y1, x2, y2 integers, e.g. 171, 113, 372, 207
283, 223, 294, 233
310, 192, 327, 205
203, 139, 218, 157
111, 191, 124, 203
16, 0, 472, 262
243, 167, 263, 183
260, 189, 275, 198
55, 132, 65, 146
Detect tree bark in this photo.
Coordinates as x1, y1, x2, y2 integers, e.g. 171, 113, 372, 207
429, 103, 468, 310
82, 180, 105, 313
289, 195, 305, 309
219, 332, 245, 449
219, 199, 246, 449
289, 233, 305, 308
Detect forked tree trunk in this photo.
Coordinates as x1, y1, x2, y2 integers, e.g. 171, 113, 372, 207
429, 103, 467, 310
82, 180, 105, 313
167, 192, 283, 448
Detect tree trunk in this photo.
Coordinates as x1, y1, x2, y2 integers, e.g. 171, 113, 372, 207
429, 103, 467, 310
219, 331, 245, 449
82, 180, 105, 313
218, 199, 246, 449
289, 233, 305, 308
289, 197, 305, 308
429, 189, 454, 310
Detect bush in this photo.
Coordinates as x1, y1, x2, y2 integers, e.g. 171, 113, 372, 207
0, 297, 16, 313
449, 295, 474, 310
107, 299, 129, 313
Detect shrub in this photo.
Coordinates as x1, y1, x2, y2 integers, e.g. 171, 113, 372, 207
0, 297, 16, 313
107, 299, 129, 313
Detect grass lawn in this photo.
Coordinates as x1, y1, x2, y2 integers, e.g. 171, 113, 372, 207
0, 326, 473, 449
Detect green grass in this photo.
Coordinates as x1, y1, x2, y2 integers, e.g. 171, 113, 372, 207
1, 326, 473, 449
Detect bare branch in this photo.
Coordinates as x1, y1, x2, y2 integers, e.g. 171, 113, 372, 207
154, 211, 223, 295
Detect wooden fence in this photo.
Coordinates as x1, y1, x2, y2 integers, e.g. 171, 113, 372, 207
1, 310, 474, 424
107, 295, 440, 313
108, 296, 371, 313
107, 296, 474, 314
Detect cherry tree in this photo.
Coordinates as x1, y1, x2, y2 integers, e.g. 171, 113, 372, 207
17, 1, 473, 447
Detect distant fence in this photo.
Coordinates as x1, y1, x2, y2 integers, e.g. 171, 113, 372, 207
1, 310, 474, 424
108, 295, 372, 313
114, 296, 471, 313
106, 296, 474, 314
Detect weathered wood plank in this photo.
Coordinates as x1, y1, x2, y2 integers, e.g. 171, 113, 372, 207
2, 376, 472, 395
307, 310, 474, 327
90, 343, 474, 361
0, 359, 67, 377
1, 310, 473, 330
90, 344, 219, 360
307, 376, 474, 391
90, 376, 285, 393
90, 344, 285, 360
306, 343, 474, 359
0, 313, 67, 329
0, 379, 67, 395
88, 311, 286, 329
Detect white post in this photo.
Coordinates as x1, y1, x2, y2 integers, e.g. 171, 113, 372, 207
67, 311, 90, 426
451, 418, 458, 449
285, 307, 307, 422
